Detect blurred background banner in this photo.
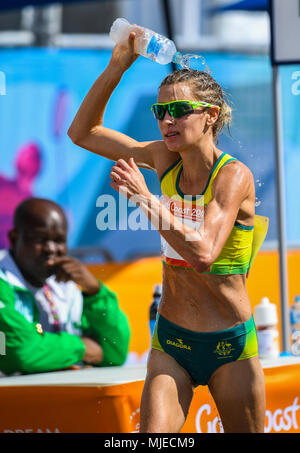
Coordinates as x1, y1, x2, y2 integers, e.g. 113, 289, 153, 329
270, 0, 300, 65
0, 0, 299, 263
212, 0, 268, 12
0, 0, 105, 11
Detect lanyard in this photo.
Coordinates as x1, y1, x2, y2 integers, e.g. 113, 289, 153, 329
43, 285, 60, 332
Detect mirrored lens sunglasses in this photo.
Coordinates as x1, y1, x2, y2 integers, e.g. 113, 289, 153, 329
151, 100, 219, 120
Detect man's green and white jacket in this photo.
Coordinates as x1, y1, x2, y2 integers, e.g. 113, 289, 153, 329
0, 251, 130, 375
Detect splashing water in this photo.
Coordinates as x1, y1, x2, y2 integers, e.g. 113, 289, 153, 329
255, 178, 264, 207
173, 54, 264, 210
255, 198, 262, 207
174, 52, 212, 74
237, 140, 247, 152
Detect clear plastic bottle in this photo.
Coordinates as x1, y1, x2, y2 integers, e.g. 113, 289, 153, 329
109, 18, 179, 65
290, 295, 300, 356
254, 297, 280, 359
149, 284, 161, 337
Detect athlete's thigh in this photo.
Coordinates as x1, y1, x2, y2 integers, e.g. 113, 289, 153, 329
208, 356, 266, 433
140, 349, 194, 433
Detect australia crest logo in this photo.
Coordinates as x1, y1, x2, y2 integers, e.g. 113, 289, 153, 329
214, 340, 234, 359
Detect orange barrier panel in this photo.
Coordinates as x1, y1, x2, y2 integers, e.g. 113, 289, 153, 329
88, 250, 300, 360
0, 382, 144, 433
0, 360, 300, 433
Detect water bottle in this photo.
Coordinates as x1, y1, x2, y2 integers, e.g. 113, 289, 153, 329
290, 295, 300, 356
109, 18, 180, 65
254, 297, 280, 359
149, 284, 161, 336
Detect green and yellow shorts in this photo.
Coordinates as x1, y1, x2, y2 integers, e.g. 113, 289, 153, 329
151, 314, 258, 386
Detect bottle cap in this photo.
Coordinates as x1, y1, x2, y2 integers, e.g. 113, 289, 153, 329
254, 297, 278, 327
109, 18, 130, 42
153, 284, 162, 296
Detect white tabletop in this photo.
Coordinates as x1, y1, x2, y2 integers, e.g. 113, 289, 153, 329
0, 364, 147, 387
0, 356, 300, 387
260, 354, 300, 369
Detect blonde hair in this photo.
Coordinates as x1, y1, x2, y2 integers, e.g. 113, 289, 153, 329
159, 69, 232, 143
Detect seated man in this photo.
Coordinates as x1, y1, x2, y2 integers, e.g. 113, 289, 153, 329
0, 197, 130, 375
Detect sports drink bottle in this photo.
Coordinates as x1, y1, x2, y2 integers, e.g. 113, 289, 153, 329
254, 297, 280, 359
149, 284, 162, 336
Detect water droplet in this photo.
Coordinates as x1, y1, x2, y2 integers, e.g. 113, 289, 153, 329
174, 52, 211, 73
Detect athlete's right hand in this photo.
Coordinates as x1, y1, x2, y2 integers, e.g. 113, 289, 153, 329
109, 31, 139, 71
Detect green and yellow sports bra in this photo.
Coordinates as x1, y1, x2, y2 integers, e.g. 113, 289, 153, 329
160, 152, 269, 275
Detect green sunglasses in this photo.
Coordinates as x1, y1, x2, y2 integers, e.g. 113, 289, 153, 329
151, 99, 220, 120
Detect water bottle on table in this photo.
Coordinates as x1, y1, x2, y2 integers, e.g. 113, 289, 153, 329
254, 297, 280, 359
290, 295, 300, 356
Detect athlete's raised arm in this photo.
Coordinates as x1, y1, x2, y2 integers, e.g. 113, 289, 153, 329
68, 33, 161, 170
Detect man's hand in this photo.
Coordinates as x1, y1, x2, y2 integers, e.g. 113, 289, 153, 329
47, 256, 101, 296
81, 337, 103, 364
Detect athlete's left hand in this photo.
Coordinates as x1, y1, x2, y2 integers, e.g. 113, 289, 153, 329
110, 158, 151, 201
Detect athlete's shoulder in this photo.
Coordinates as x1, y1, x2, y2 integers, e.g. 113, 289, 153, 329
213, 156, 254, 198
219, 155, 253, 180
